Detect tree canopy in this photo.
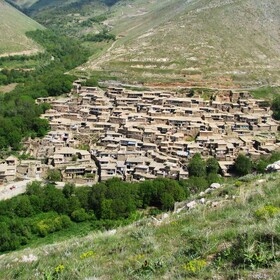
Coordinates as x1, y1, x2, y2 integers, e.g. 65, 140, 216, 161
234, 154, 252, 176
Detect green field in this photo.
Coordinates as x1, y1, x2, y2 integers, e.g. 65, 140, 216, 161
0, 0, 43, 56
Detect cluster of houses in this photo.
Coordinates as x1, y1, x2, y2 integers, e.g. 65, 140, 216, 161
1, 84, 279, 184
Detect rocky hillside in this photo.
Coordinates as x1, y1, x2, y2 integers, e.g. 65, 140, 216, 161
0, 173, 279, 279
0, 0, 43, 56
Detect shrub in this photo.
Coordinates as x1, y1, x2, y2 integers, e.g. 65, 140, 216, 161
255, 205, 280, 220
238, 174, 256, 182
207, 173, 222, 185
35, 215, 71, 237
71, 208, 90, 222
54, 264, 65, 274
183, 259, 207, 273
184, 176, 208, 193
234, 181, 242, 187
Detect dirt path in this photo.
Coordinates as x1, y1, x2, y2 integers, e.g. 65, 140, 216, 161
0, 49, 40, 58
0, 180, 32, 200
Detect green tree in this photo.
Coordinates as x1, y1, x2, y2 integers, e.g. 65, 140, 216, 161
71, 208, 90, 222
26, 181, 42, 195
42, 184, 68, 213
63, 183, 75, 198
100, 199, 115, 220
46, 169, 62, 182
271, 96, 280, 120
14, 196, 33, 217
234, 154, 252, 176
160, 192, 175, 210
206, 157, 220, 174
188, 153, 206, 177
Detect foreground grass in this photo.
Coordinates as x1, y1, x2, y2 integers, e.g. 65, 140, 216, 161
0, 173, 279, 279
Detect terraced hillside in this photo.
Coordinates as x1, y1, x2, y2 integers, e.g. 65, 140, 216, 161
0, 173, 279, 279
0, 0, 43, 56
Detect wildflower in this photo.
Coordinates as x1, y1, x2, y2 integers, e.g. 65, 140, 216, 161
183, 259, 207, 273
255, 205, 280, 220
80, 250, 95, 259
54, 264, 65, 273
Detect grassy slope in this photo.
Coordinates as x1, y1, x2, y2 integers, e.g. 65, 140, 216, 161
78, 0, 280, 87
7, 0, 38, 9
0, 173, 279, 279
0, 0, 43, 56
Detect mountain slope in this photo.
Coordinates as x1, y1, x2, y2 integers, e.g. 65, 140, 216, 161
80, 0, 280, 87
9, 0, 280, 87
0, 0, 43, 56
0, 173, 279, 279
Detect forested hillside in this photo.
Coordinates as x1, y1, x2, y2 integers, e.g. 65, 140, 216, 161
0, 30, 90, 151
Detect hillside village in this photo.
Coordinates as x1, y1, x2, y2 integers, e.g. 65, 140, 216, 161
1, 83, 279, 185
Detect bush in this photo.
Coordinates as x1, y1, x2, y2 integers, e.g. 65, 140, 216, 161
254, 159, 269, 173
255, 205, 280, 220
184, 176, 208, 193
183, 259, 207, 274
35, 215, 71, 237
238, 174, 256, 182
207, 173, 222, 185
71, 208, 90, 222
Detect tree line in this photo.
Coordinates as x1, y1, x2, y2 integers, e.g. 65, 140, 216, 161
0, 177, 187, 252
0, 154, 223, 253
